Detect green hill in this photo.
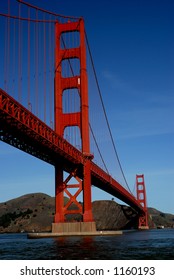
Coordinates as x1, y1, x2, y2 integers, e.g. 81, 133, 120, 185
148, 207, 174, 228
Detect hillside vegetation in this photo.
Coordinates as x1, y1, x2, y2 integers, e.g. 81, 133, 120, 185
0, 193, 173, 233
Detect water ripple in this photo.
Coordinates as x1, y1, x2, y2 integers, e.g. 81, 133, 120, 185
0, 229, 174, 259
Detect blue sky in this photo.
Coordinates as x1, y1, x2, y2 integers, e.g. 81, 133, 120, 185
0, 0, 174, 214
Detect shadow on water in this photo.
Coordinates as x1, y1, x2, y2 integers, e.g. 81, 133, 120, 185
0, 229, 174, 259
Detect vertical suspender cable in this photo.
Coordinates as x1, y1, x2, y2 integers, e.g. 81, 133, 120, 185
4, 18, 7, 91
12, 19, 16, 96
49, 15, 53, 128
18, 2, 22, 102
7, 0, 10, 94
49, 16, 51, 127
43, 15, 46, 123
27, 7, 31, 110
35, 9, 39, 117
3, 0, 10, 93
52, 19, 56, 129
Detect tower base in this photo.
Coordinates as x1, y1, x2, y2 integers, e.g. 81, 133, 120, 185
138, 226, 149, 230
52, 222, 96, 233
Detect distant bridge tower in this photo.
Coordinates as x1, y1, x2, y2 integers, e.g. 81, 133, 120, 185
53, 18, 96, 233
136, 174, 149, 229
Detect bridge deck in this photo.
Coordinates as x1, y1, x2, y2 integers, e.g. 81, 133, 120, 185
0, 88, 144, 214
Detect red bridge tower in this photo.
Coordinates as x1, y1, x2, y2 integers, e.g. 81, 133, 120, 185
52, 18, 96, 233
136, 174, 149, 229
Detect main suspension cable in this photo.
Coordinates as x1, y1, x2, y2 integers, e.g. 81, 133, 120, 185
16, 0, 80, 20
85, 30, 132, 194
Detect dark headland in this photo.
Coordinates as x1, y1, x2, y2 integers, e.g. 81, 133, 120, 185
0, 193, 173, 233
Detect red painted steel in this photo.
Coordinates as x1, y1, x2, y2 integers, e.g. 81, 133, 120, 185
136, 174, 149, 228
54, 19, 93, 222
0, 88, 146, 216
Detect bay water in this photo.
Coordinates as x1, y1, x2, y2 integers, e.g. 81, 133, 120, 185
0, 229, 173, 260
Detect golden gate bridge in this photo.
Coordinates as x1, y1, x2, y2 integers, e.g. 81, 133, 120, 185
0, 0, 148, 234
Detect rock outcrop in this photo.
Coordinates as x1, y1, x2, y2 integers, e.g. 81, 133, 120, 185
92, 200, 138, 230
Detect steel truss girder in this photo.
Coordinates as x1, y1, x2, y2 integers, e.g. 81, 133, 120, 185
0, 89, 84, 170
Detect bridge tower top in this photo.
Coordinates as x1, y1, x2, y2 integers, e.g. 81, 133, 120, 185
54, 18, 91, 156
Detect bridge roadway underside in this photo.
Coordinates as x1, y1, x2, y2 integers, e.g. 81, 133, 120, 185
0, 116, 79, 175
0, 90, 144, 215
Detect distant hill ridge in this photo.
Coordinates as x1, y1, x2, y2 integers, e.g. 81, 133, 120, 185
0, 193, 173, 233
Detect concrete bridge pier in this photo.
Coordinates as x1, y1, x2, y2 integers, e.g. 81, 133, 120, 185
52, 221, 96, 234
